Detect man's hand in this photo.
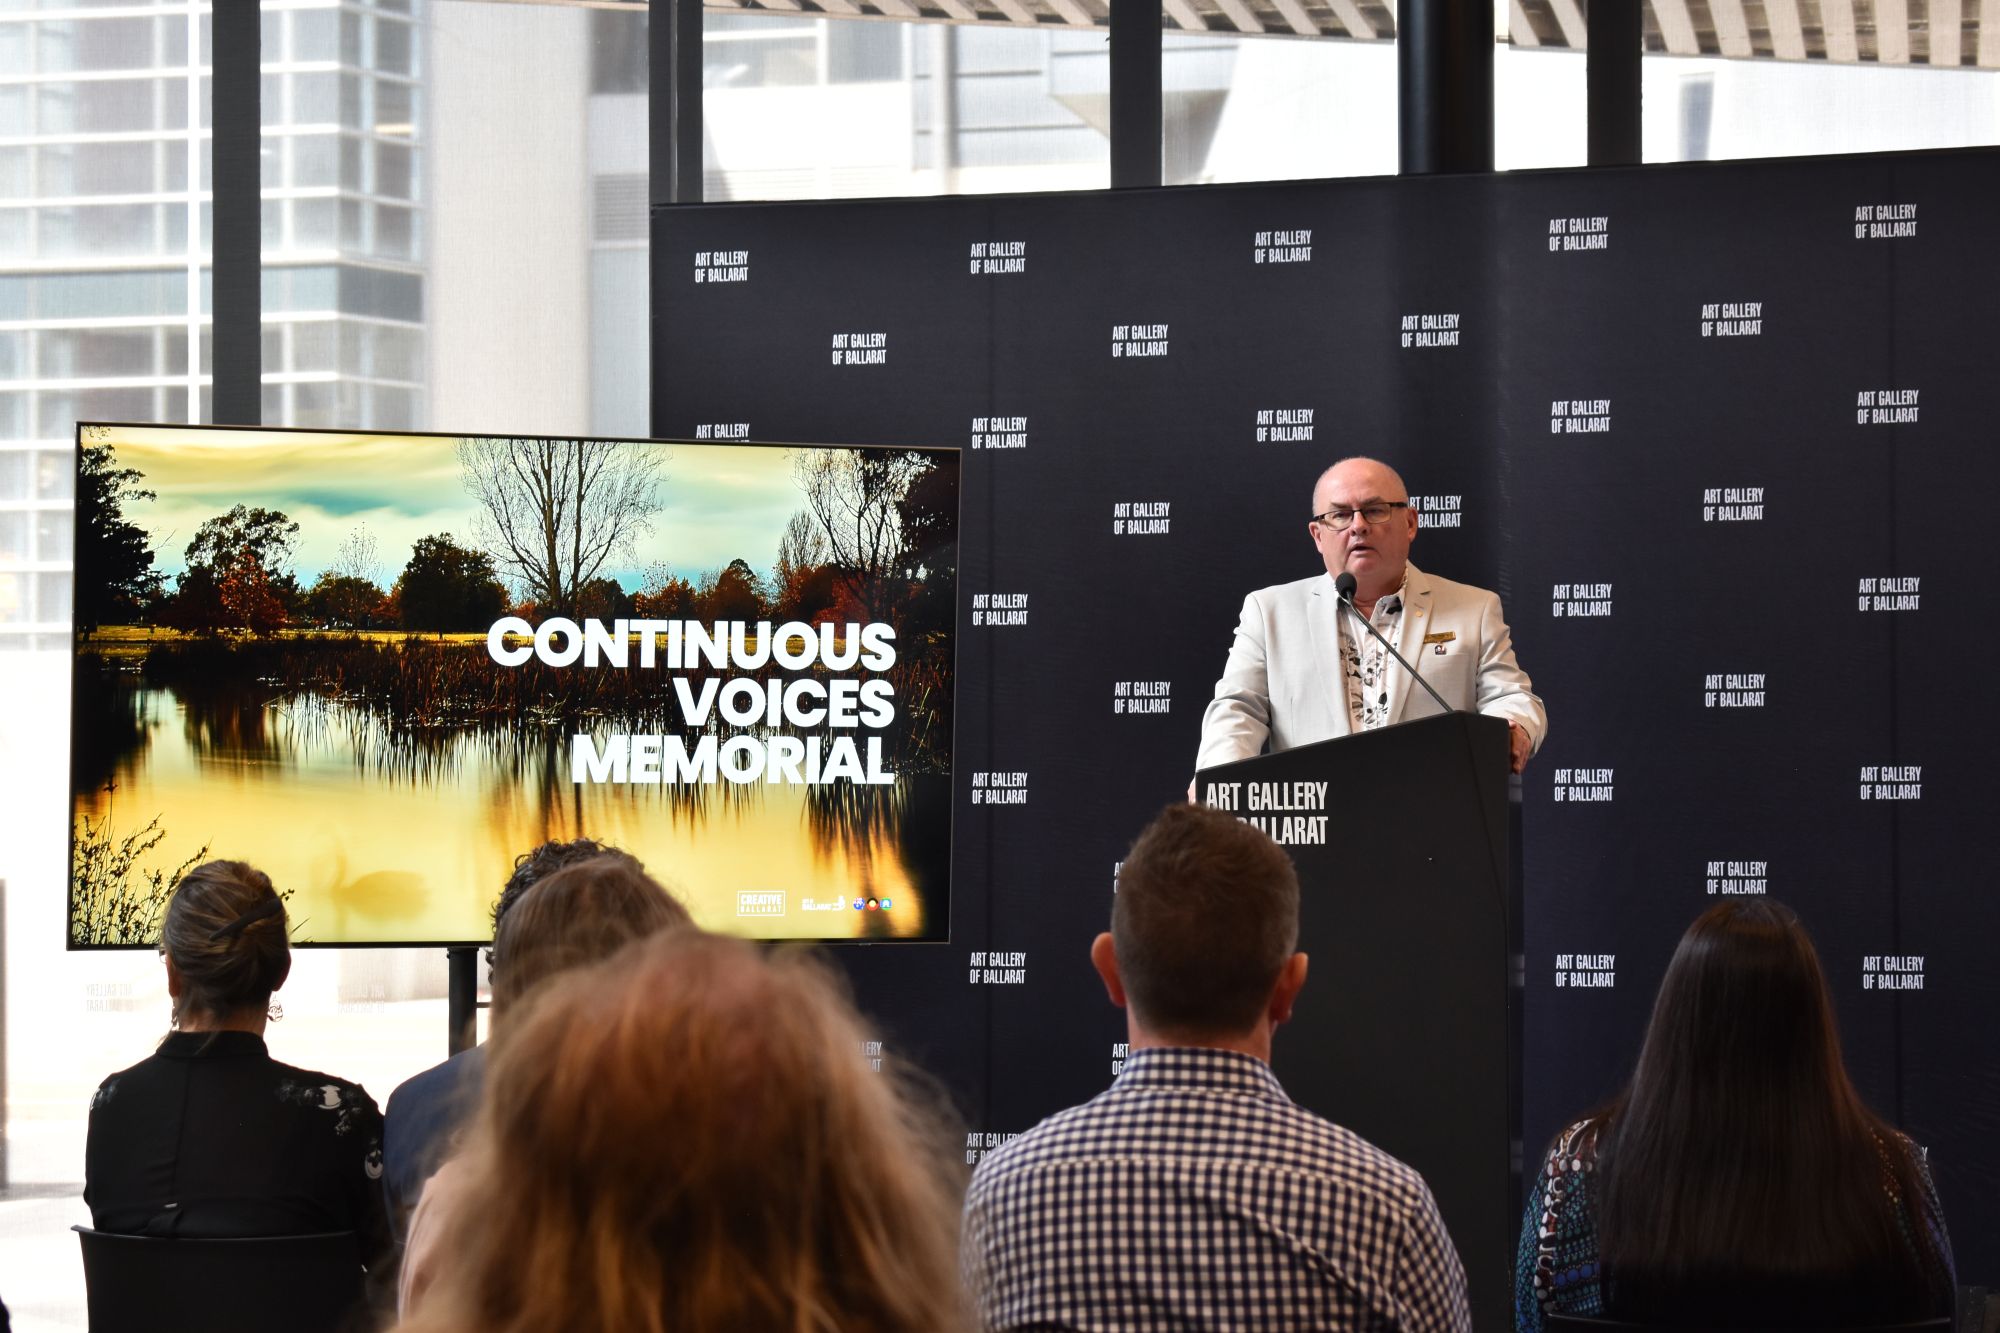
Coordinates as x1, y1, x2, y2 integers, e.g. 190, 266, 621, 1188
1507, 720, 1532, 774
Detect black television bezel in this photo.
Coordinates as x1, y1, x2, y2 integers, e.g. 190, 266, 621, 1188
67, 420, 961, 950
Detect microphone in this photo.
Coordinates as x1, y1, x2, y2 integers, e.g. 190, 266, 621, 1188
1333, 570, 1457, 718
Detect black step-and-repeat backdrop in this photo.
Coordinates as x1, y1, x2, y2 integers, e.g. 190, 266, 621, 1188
656, 149, 2000, 1285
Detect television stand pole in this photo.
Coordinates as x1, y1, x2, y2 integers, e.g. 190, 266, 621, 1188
446, 946, 478, 1056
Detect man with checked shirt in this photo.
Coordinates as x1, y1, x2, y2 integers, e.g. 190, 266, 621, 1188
962, 803, 1470, 1333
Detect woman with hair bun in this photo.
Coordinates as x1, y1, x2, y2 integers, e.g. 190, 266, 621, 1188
84, 860, 391, 1268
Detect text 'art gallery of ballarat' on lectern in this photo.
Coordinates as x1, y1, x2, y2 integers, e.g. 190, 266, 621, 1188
1197, 711, 1523, 1333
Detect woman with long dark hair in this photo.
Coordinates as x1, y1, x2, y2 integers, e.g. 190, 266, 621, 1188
1515, 899, 1954, 1330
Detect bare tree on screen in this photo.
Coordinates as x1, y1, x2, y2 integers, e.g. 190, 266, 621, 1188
457, 437, 665, 616
792, 448, 927, 623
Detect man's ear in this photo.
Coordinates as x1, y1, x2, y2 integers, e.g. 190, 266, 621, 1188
1267, 952, 1309, 1027
1090, 932, 1127, 1010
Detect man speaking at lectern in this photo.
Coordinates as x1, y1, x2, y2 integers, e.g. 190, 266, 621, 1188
1196, 457, 1546, 776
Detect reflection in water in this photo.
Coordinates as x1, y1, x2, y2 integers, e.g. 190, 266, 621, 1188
78, 683, 943, 945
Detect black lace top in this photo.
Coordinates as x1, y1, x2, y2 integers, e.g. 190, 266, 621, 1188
85, 1030, 391, 1268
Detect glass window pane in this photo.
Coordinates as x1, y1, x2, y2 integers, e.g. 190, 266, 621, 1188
375, 141, 412, 199
295, 8, 339, 63
0, 512, 27, 561
35, 509, 73, 562
375, 19, 413, 76
295, 196, 338, 249
295, 70, 339, 122
292, 133, 339, 188
41, 328, 158, 378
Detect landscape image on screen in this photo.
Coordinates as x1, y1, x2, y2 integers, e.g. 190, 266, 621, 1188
69, 424, 958, 946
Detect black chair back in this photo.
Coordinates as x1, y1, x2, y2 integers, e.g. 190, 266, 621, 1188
1549, 1316, 1953, 1333
73, 1225, 367, 1333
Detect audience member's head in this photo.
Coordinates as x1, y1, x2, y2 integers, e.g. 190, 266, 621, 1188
399, 931, 970, 1333
1096, 803, 1306, 1047
487, 853, 689, 1024
159, 860, 290, 1029
491, 837, 625, 934
1594, 899, 1938, 1312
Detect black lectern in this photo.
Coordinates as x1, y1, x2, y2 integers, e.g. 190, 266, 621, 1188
1197, 712, 1521, 1333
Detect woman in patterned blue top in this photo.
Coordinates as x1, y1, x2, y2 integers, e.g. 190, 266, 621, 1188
1516, 900, 1954, 1331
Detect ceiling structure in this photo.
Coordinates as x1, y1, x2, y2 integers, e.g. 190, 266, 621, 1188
575, 0, 2000, 68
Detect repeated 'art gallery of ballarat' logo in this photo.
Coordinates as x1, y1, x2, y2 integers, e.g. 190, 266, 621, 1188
970, 771, 1028, 805
968, 951, 1028, 985
1551, 399, 1611, 434
1554, 953, 1615, 988
966, 1130, 1021, 1166
1112, 680, 1170, 715
1552, 768, 1613, 802
970, 593, 1028, 627
1861, 954, 1925, 990
1704, 859, 1768, 895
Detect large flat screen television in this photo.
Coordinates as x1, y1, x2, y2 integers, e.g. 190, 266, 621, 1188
69, 424, 958, 947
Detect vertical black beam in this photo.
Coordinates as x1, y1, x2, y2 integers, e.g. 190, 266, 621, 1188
446, 946, 478, 1056
1587, 0, 1642, 166
1110, 0, 1164, 188
210, 6, 261, 424
650, 0, 703, 436
1398, 0, 1493, 175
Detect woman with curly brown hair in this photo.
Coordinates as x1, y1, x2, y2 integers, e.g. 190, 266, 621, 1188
395, 929, 971, 1333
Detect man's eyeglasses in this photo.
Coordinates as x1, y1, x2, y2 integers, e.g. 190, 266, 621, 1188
1312, 501, 1409, 531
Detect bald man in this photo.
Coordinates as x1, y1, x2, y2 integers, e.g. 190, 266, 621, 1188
1196, 458, 1546, 776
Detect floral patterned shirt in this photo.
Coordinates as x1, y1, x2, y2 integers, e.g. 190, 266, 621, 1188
1340, 577, 1408, 731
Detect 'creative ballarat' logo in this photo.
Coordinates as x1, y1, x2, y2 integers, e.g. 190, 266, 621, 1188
1113, 680, 1170, 715
1548, 215, 1609, 252
968, 950, 1028, 985
1705, 860, 1768, 895
1551, 583, 1612, 618
693, 249, 748, 283
1554, 953, 1615, 988
830, 332, 887, 366
1253, 228, 1311, 264
693, 423, 748, 441
1856, 389, 1918, 425
1861, 954, 1925, 991
968, 240, 1026, 275
1701, 301, 1762, 336
1111, 323, 1169, 358
1411, 494, 1462, 529
1401, 312, 1461, 348
1854, 203, 1917, 239
1255, 408, 1314, 444
965, 1130, 1021, 1166
970, 593, 1028, 627
970, 771, 1028, 806
1859, 765, 1921, 800
735, 891, 784, 917
1858, 576, 1920, 612
970, 416, 1027, 450
1112, 501, 1170, 535
1703, 672, 1766, 708
1551, 399, 1611, 434
1553, 768, 1613, 803
1703, 487, 1763, 521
